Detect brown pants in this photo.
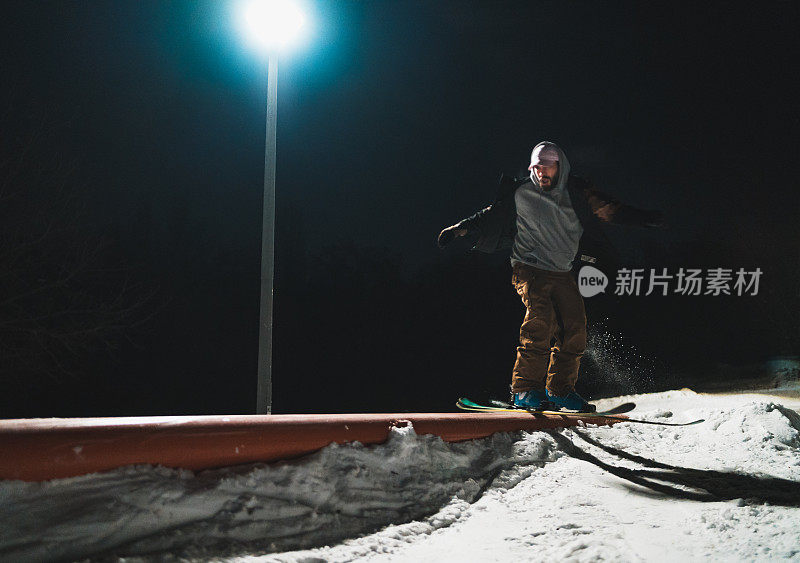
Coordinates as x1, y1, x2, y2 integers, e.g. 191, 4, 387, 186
511, 263, 587, 396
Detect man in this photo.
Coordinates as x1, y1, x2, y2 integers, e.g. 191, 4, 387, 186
438, 141, 662, 411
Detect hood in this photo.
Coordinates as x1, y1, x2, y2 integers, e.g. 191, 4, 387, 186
529, 141, 571, 192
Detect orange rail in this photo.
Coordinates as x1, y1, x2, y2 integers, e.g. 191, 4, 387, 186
0, 412, 618, 482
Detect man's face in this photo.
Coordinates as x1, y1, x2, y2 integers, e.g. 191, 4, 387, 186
531, 162, 559, 189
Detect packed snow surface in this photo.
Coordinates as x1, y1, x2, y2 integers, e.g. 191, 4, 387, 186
2, 389, 800, 562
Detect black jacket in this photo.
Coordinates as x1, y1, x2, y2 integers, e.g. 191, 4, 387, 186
456, 173, 662, 270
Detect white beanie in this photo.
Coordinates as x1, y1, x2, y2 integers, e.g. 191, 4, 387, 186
529, 142, 560, 168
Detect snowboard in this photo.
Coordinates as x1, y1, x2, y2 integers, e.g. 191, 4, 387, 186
456, 397, 704, 427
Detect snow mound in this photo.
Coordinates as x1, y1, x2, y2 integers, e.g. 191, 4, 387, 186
705, 402, 800, 448
0, 423, 557, 562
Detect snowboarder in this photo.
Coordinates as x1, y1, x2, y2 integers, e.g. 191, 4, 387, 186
438, 141, 663, 412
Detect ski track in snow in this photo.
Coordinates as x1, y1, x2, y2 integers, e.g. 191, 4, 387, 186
1, 389, 800, 562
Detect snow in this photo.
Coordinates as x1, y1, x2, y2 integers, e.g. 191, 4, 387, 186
1, 389, 800, 562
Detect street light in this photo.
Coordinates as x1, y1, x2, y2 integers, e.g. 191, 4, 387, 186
238, 0, 307, 414
241, 0, 306, 51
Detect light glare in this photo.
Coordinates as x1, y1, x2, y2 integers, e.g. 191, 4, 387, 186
241, 0, 306, 51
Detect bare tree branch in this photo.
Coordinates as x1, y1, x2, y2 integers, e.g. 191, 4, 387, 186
0, 117, 159, 386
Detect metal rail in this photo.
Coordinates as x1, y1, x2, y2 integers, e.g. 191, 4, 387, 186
0, 412, 620, 481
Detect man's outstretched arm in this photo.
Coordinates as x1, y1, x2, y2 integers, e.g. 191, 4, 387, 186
437, 174, 519, 248
437, 206, 487, 248
584, 184, 664, 227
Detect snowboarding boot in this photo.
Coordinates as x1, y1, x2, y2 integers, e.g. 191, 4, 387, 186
545, 389, 596, 412
512, 390, 554, 410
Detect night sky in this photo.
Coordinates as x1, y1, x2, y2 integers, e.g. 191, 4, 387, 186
1, 1, 798, 418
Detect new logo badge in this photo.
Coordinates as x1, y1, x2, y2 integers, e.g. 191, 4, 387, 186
578, 265, 608, 298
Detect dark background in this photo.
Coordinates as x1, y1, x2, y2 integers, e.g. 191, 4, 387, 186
1, 1, 797, 417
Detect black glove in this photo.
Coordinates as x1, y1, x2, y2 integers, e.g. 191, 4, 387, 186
437, 226, 464, 248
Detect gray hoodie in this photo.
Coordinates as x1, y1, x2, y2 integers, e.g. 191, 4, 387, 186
510, 142, 582, 271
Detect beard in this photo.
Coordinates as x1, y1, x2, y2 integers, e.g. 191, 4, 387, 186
531, 170, 558, 190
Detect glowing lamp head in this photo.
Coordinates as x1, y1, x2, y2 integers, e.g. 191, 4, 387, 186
240, 0, 306, 52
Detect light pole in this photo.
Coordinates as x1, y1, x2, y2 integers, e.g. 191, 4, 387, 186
239, 0, 306, 414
